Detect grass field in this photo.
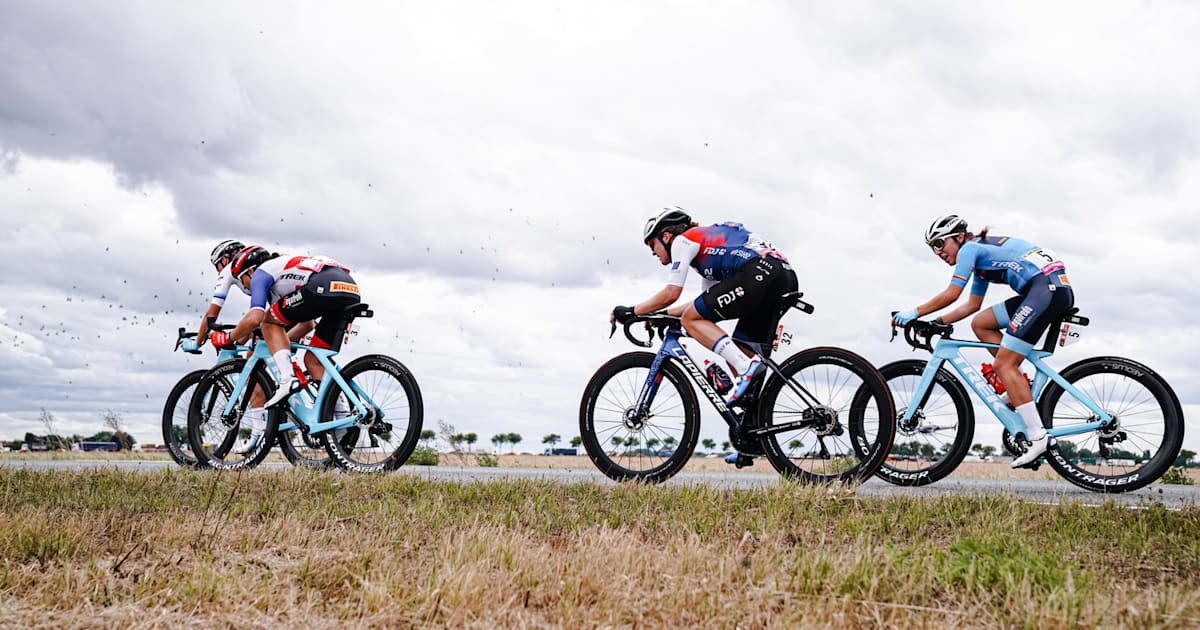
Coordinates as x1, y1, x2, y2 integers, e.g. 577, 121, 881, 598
1, 468, 1198, 628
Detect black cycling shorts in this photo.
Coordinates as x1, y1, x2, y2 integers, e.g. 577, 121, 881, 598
992, 272, 1074, 355
270, 267, 361, 349
693, 256, 798, 345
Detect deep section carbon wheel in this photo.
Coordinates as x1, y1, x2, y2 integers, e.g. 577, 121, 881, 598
162, 369, 206, 468
871, 360, 974, 486
186, 359, 280, 470
579, 352, 700, 483
757, 347, 896, 483
319, 354, 423, 473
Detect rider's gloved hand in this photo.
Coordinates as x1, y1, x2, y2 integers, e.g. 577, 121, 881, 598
892, 308, 918, 326
612, 305, 636, 324
208, 330, 231, 348
180, 338, 200, 353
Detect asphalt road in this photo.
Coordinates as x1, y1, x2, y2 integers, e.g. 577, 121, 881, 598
2, 459, 1196, 508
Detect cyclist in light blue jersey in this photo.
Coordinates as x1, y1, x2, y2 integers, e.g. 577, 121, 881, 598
892, 215, 1074, 467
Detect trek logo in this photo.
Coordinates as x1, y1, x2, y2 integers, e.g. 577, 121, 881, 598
1009, 305, 1034, 331
280, 273, 305, 282
716, 287, 745, 307
952, 357, 1008, 416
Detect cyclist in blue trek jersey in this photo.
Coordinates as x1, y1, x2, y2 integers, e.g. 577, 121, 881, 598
611, 208, 797, 404
891, 215, 1075, 467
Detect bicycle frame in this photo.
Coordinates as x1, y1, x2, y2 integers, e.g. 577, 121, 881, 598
635, 328, 823, 439
219, 340, 377, 435
901, 337, 1113, 438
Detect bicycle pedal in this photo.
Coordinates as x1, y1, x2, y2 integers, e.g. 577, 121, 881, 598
725, 453, 755, 469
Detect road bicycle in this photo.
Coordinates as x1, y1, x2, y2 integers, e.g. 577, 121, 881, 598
881, 309, 1183, 492
186, 303, 424, 472
579, 292, 896, 483
165, 327, 332, 469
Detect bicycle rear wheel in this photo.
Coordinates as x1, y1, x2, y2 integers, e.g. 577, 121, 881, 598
1039, 356, 1184, 492
757, 347, 895, 483
579, 352, 700, 483
162, 369, 206, 468
872, 360, 973, 486
186, 359, 280, 470
319, 354, 423, 472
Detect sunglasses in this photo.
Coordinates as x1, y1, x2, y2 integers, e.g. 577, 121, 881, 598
928, 235, 959, 252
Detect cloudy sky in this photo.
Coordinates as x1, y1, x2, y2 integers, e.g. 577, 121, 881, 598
1, 1, 1196, 454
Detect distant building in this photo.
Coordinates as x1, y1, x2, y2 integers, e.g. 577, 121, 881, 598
80, 442, 120, 452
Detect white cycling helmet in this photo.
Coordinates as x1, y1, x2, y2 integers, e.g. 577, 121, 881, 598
210, 239, 245, 269
643, 207, 693, 243
924, 215, 967, 248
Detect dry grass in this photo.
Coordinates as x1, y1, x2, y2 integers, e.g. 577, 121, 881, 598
1, 468, 1198, 628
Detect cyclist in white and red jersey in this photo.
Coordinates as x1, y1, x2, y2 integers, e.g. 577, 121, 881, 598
210, 247, 361, 406
611, 208, 797, 403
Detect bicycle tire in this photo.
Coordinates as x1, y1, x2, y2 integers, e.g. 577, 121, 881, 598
757, 347, 895, 483
319, 354, 423, 472
277, 412, 335, 469
579, 352, 700, 483
186, 359, 281, 470
1039, 356, 1184, 492
871, 360, 974, 486
162, 369, 207, 468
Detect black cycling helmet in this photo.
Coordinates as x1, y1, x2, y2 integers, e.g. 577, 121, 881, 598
643, 207, 693, 244
210, 239, 246, 269
229, 245, 273, 278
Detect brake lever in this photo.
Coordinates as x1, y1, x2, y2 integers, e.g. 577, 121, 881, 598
609, 320, 617, 339
889, 311, 899, 343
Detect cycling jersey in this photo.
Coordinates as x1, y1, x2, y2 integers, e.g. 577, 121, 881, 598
210, 266, 251, 307
248, 255, 349, 313
950, 235, 1068, 297
666, 222, 788, 288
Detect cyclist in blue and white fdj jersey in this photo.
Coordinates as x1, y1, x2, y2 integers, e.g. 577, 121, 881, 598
611, 208, 798, 403
892, 215, 1075, 468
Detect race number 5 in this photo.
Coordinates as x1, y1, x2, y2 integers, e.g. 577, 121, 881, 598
1023, 248, 1064, 274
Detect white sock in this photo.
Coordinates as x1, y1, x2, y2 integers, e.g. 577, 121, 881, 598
334, 397, 351, 419
248, 407, 266, 435
712, 336, 754, 374
1015, 402, 1046, 442
272, 350, 293, 383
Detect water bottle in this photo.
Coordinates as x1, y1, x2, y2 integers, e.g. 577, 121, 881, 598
704, 360, 733, 395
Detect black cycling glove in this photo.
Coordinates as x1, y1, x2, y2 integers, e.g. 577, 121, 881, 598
612, 305, 636, 324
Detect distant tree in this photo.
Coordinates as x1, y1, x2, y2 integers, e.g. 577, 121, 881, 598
420, 429, 436, 444
980, 445, 997, 459
663, 436, 677, 449
938, 442, 954, 456
702, 438, 716, 453
570, 436, 582, 448
787, 439, 803, 456
970, 443, 985, 458
491, 434, 506, 452
1055, 441, 1079, 459
465, 433, 478, 452
646, 438, 661, 453
7, 440, 22, 451
623, 436, 639, 454
38, 407, 58, 440
542, 434, 561, 448
919, 443, 936, 460
611, 436, 623, 452
721, 441, 731, 452
1176, 449, 1196, 468
506, 433, 522, 454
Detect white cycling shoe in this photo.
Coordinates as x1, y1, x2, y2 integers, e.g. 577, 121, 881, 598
264, 377, 303, 408
1012, 434, 1054, 468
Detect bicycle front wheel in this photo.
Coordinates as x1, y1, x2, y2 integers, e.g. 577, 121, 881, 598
579, 352, 700, 483
1039, 356, 1184, 492
319, 354, 423, 473
162, 369, 207, 468
872, 360, 974, 486
757, 347, 895, 483
186, 359, 280, 470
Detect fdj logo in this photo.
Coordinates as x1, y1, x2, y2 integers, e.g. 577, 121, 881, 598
703, 247, 727, 255
716, 287, 744, 307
